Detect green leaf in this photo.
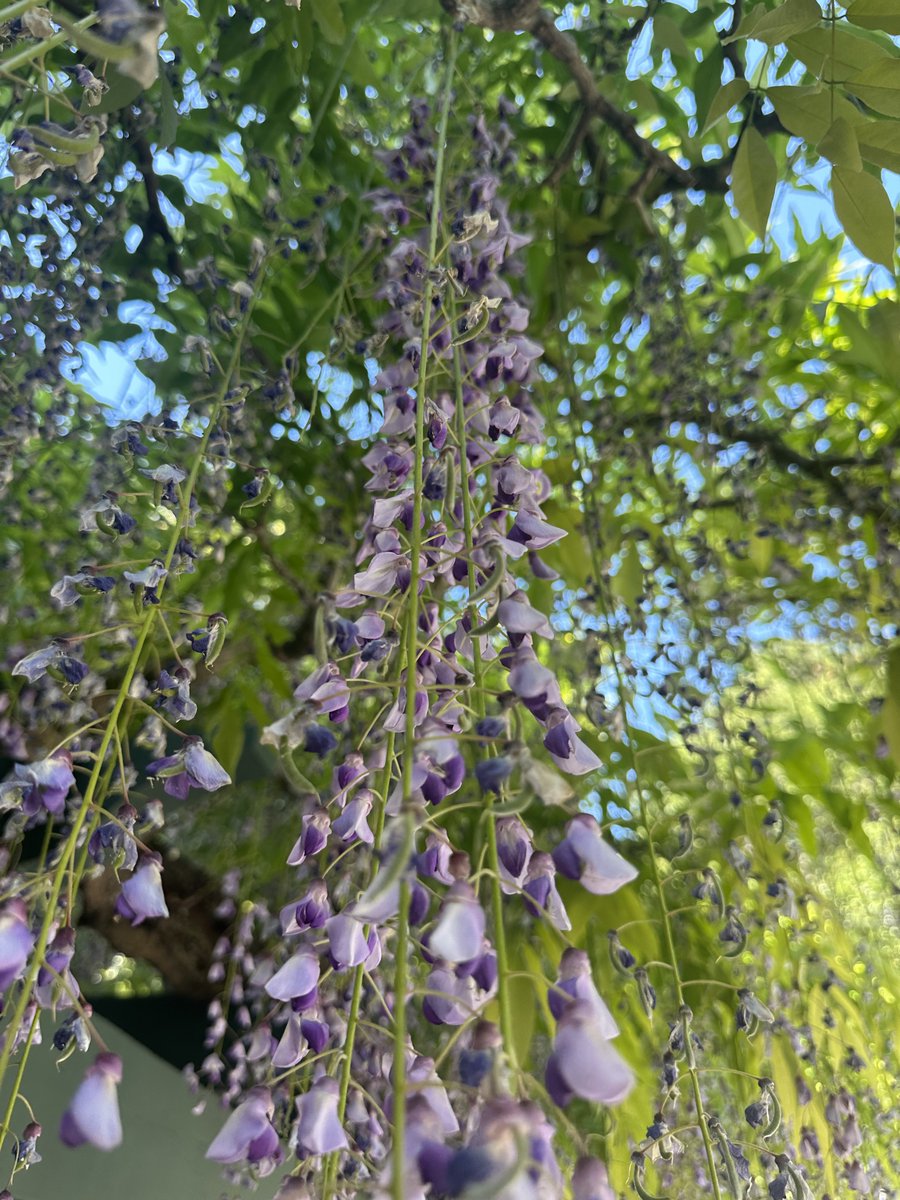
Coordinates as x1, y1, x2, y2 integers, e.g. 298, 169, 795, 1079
857, 120, 900, 171
750, 0, 823, 44
311, 0, 346, 43
610, 542, 643, 605
768, 84, 863, 142
787, 26, 890, 81
847, 0, 900, 34
157, 71, 179, 151
653, 12, 690, 58
847, 59, 900, 117
731, 128, 778, 239
818, 116, 863, 170
831, 166, 896, 269
702, 78, 750, 133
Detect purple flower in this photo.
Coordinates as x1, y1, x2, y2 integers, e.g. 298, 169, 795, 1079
206, 1087, 281, 1166
36, 926, 77, 1011
294, 1078, 348, 1156
50, 570, 116, 608
88, 803, 139, 873
0, 900, 34, 992
573, 1157, 616, 1200
115, 856, 169, 925
146, 737, 231, 798
154, 668, 197, 722
428, 882, 486, 965
265, 949, 320, 1003
12, 642, 87, 685
287, 809, 331, 866
272, 1015, 308, 1070
332, 792, 375, 845
280, 881, 330, 934
474, 756, 513, 794
522, 852, 571, 931
326, 913, 377, 970
59, 1053, 123, 1150
495, 816, 532, 888
0, 751, 75, 817
549, 948, 619, 1039
423, 966, 477, 1026
552, 814, 637, 894
545, 1001, 634, 1107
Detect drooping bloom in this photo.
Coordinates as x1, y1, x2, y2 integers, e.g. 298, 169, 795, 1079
548, 948, 619, 1039
206, 1087, 281, 1166
145, 737, 231, 798
428, 882, 486, 965
115, 856, 169, 925
293, 1078, 348, 1156
552, 814, 637, 894
59, 1053, 123, 1150
0, 751, 76, 817
265, 949, 321, 1004
545, 1001, 634, 1107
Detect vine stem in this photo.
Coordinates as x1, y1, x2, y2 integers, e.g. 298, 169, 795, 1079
550, 200, 723, 1200
391, 27, 459, 1200
0, 264, 266, 1150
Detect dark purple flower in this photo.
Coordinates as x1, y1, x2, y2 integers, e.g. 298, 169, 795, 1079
474, 756, 513, 794
522, 852, 570, 931
59, 1053, 123, 1150
88, 803, 139, 873
495, 815, 531, 884
303, 724, 337, 757
280, 881, 331, 934
287, 809, 331, 866
154, 667, 197, 722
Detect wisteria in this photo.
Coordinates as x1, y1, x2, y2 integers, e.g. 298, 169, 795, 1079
0, 9, 897, 1200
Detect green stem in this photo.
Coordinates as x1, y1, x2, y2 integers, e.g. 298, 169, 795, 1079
0, 0, 40, 25
390, 27, 458, 1200
0, 14, 98, 74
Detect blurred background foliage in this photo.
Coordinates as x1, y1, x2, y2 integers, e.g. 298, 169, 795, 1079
1, 0, 898, 1195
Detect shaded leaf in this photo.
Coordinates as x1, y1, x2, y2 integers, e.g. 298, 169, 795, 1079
702, 78, 750, 133
831, 166, 896, 268
847, 0, 900, 34
818, 116, 863, 170
731, 128, 778, 239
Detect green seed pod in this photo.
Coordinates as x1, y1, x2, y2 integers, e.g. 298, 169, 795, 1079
761, 1079, 783, 1141
707, 1117, 745, 1200
204, 613, 229, 669
631, 1153, 669, 1200
673, 812, 693, 858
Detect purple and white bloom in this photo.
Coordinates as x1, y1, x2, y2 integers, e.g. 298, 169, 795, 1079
154, 668, 197, 722
495, 816, 532, 891
497, 591, 554, 639
552, 814, 637, 894
522, 853, 571, 932
549, 949, 619, 1039
326, 913, 377, 970
141, 464, 187, 486
59, 1053, 123, 1150
115, 856, 169, 925
423, 966, 478, 1026
428, 882, 486, 965
279, 881, 330, 934
0, 751, 75, 817
294, 1078, 348, 1156
272, 1015, 308, 1070
206, 1087, 280, 1166
88, 803, 139, 873
293, 662, 350, 722
50, 570, 116, 608
543, 713, 602, 776
145, 737, 231, 799
265, 949, 320, 1003
545, 1001, 634, 1108
12, 642, 72, 683
0, 900, 34, 992
287, 809, 331, 866
408, 1056, 459, 1135
332, 792, 375, 845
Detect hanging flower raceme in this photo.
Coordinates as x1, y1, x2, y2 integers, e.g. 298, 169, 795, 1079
200, 83, 637, 1197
